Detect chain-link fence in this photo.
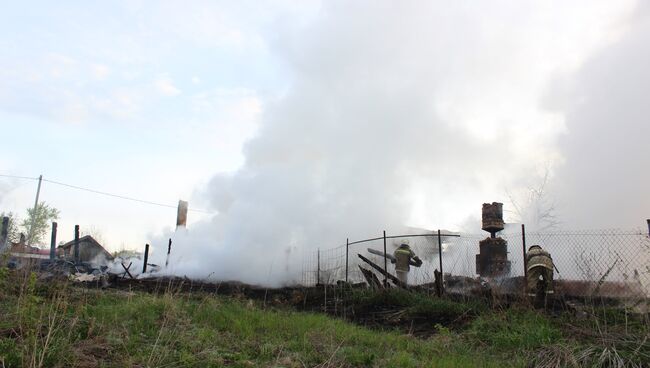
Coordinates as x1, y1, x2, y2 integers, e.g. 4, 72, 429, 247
301, 231, 465, 286
302, 227, 650, 299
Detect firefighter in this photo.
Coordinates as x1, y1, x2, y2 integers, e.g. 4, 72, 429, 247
526, 245, 554, 296
392, 242, 422, 285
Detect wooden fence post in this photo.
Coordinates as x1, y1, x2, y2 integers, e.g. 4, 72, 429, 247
0, 217, 8, 250
50, 222, 57, 260
74, 225, 80, 263
165, 238, 172, 266
142, 243, 150, 273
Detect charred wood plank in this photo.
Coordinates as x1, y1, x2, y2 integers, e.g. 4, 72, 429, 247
121, 262, 134, 279
358, 254, 407, 289
358, 265, 383, 289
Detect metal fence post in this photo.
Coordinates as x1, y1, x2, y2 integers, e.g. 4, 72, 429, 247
317, 248, 320, 286
383, 230, 388, 287
438, 229, 443, 294
522, 224, 527, 293
74, 225, 80, 263
646, 219, 649, 236
345, 238, 349, 284
143, 243, 150, 273
50, 222, 57, 260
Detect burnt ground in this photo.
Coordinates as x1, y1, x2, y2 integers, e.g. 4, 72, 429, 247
91, 276, 483, 337
87, 275, 610, 338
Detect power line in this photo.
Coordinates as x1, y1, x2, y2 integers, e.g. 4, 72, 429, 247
0, 174, 39, 181
42, 178, 213, 214
0, 173, 214, 214
43, 178, 179, 208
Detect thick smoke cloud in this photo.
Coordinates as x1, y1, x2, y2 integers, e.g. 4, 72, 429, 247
552, 2, 650, 229
156, 1, 637, 285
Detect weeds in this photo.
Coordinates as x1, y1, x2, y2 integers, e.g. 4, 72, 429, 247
0, 268, 648, 367
349, 288, 484, 320
528, 342, 650, 368
467, 308, 562, 351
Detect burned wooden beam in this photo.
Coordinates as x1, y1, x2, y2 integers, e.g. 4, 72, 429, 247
358, 265, 383, 290
50, 222, 57, 260
74, 225, 80, 263
165, 238, 172, 267
357, 254, 407, 289
434, 269, 443, 297
121, 262, 134, 279
0, 216, 9, 250
142, 244, 150, 273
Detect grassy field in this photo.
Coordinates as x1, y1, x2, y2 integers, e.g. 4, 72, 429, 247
0, 269, 648, 367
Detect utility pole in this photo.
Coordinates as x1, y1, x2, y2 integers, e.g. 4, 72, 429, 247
27, 175, 43, 245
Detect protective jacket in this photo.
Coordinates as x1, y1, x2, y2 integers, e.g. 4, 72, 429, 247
526, 246, 553, 271
394, 245, 417, 272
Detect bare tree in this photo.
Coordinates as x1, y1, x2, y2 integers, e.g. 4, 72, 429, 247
506, 166, 561, 232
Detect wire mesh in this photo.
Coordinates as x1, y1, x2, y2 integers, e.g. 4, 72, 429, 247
302, 228, 650, 299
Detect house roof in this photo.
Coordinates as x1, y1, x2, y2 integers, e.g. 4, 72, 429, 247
9, 243, 50, 255
59, 235, 114, 260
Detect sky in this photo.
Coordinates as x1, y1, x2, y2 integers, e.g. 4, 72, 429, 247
1, 1, 648, 283
0, 1, 317, 248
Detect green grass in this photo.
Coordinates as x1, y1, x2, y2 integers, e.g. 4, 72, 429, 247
0, 293, 510, 367
1, 269, 648, 367
349, 288, 486, 321
0, 271, 517, 367
467, 308, 562, 351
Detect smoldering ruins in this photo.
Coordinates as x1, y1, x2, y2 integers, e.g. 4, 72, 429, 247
4, 198, 647, 317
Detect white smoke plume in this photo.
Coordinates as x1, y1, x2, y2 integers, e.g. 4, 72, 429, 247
551, 1, 650, 229
149, 1, 639, 286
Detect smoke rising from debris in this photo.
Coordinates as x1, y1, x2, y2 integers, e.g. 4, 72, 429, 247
152, 1, 640, 285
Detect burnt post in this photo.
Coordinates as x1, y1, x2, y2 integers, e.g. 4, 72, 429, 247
522, 224, 528, 280
317, 248, 320, 286
74, 225, 80, 263
142, 243, 150, 273
50, 222, 57, 260
434, 269, 442, 297
345, 238, 349, 284
165, 238, 172, 266
438, 229, 444, 294
0, 216, 8, 251
383, 231, 388, 288
647, 219, 649, 237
